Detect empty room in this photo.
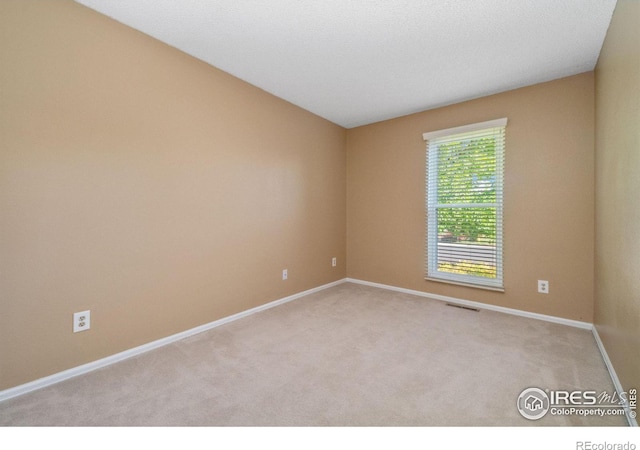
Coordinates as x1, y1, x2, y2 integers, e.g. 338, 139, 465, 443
1, 0, 638, 435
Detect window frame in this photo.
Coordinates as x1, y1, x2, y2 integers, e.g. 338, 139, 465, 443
423, 118, 507, 291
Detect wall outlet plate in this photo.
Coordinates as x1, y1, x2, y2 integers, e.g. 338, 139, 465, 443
332, 257, 337, 267
73, 310, 91, 333
282, 269, 288, 280
538, 280, 549, 294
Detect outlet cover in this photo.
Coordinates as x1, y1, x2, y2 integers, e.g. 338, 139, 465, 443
538, 280, 549, 294
73, 310, 91, 333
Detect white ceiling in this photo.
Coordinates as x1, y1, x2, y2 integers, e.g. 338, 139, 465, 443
75, 0, 617, 128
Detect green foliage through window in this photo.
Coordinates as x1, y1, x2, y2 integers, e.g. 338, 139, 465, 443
436, 137, 497, 244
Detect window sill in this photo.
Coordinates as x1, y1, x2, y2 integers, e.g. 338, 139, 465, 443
425, 277, 505, 292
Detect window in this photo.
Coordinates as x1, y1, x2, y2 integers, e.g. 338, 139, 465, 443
423, 118, 506, 290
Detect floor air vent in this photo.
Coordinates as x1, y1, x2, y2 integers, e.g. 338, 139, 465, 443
446, 303, 480, 312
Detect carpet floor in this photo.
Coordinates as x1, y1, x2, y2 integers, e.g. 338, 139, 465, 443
0, 282, 627, 426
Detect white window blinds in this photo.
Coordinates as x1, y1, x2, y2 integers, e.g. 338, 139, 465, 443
423, 118, 507, 290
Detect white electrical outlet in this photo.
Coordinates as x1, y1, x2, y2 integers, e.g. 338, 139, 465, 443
332, 257, 337, 267
73, 310, 91, 333
538, 280, 549, 294
282, 269, 288, 280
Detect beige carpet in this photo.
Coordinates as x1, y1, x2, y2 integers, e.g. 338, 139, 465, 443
0, 283, 627, 426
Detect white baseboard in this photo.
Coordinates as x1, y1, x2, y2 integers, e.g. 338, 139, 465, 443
0, 278, 348, 403
592, 326, 638, 427
346, 278, 592, 329
3, 276, 635, 428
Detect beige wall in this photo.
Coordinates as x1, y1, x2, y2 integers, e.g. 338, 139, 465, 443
594, 0, 640, 397
347, 73, 595, 322
0, 0, 346, 390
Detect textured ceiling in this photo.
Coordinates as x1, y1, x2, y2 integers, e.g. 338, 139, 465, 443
74, 0, 617, 128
